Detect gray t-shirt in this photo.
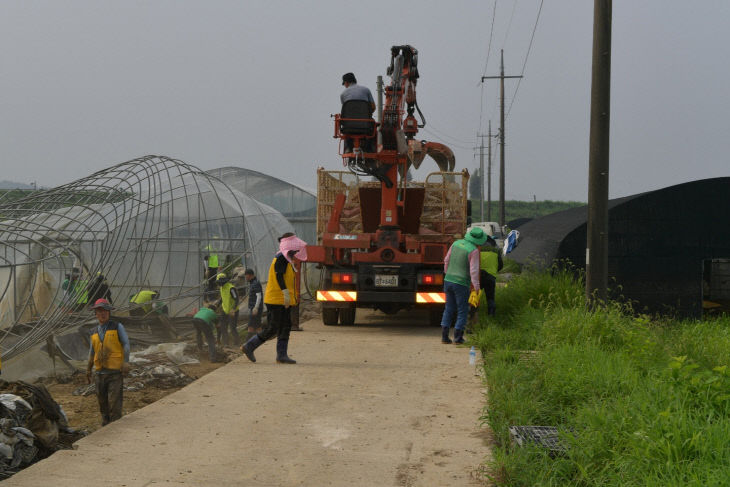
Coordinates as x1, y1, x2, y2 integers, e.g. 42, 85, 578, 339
340, 84, 375, 105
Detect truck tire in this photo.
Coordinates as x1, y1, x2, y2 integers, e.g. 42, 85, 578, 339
429, 306, 444, 327
339, 307, 356, 326
322, 308, 340, 326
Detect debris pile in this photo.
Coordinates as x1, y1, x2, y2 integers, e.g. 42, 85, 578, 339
0, 381, 85, 479
72, 343, 202, 397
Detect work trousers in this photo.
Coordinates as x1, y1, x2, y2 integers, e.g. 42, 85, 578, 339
193, 318, 217, 361
218, 310, 240, 346
248, 307, 262, 330
440, 280, 470, 331
94, 371, 123, 425
258, 304, 292, 343
479, 270, 497, 301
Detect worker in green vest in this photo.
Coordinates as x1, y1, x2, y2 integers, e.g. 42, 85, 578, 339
192, 303, 219, 362
129, 290, 159, 316
216, 273, 241, 346
479, 235, 504, 316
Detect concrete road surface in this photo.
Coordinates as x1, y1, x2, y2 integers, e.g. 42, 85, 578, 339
6, 310, 490, 486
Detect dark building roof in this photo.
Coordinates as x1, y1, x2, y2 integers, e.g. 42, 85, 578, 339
509, 177, 730, 317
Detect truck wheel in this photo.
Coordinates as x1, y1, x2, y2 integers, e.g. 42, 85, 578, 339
339, 307, 356, 326
429, 307, 444, 327
322, 308, 340, 326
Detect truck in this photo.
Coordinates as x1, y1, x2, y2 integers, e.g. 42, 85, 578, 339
306, 45, 470, 326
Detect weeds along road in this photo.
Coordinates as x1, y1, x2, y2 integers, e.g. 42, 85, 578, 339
5, 310, 489, 487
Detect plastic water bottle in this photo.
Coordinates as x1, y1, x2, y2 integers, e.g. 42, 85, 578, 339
469, 346, 477, 366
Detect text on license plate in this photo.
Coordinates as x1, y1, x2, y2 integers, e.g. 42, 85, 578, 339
374, 274, 398, 287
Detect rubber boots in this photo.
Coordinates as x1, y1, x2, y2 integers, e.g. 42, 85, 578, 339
241, 334, 263, 363
441, 326, 452, 344
454, 328, 465, 345
276, 339, 296, 364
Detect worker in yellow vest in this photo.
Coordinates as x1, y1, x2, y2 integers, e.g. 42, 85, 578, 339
62, 268, 89, 311
241, 233, 308, 364
86, 298, 130, 425
203, 242, 220, 299
129, 289, 159, 316
216, 273, 241, 346
479, 235, 504, 316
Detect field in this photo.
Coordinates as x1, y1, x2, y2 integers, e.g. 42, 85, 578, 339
469, 199, 584, 224
475, 266, 730, 486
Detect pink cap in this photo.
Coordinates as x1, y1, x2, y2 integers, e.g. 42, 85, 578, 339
90, 298, 113, 311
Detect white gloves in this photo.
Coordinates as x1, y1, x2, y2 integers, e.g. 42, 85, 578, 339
282, 289, 291, 308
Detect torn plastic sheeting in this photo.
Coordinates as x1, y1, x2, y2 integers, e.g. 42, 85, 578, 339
0, 395, 32, 413
129, 343, 199, 365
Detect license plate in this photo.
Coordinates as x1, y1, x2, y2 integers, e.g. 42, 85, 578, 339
374, 274, 398, 287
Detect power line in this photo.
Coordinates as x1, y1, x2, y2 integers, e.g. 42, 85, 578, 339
501, 0, 519, 49
420, 128, 473, 150
421, 123, 474, 145
481, 0, 498, 78
479, 0, 499, 134
506, 0, 544, 118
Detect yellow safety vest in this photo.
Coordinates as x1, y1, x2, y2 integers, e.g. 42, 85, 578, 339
205, 245, 219, 268
480, 250, 499, 277
131, 290, 157, 313
91, 323, 124, 371
264, 257, 298, 306
220, 282, 238, 314
74, 280, 89, 304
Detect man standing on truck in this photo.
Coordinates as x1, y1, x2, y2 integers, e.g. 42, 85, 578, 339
241, 233, 307, 364
440, 227, 487, 344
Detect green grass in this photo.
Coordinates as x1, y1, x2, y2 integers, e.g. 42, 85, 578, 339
470, 199, 585, 223
474, 268, 730, 486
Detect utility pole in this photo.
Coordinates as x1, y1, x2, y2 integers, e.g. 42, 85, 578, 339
477, 133, 487, 221
487, 121, 493, 221
482, 50, 522, 228
586, 0, 612, 305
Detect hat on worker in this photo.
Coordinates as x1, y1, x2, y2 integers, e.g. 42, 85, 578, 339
342, 72, 356, 85
90, 298, 113, 311
464, 227, 488, 246
279, 235, 308, 264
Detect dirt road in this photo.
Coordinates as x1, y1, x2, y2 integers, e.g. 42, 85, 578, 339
5, 310, 490, 486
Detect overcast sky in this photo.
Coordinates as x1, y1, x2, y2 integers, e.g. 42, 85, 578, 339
1, 1, 728, 201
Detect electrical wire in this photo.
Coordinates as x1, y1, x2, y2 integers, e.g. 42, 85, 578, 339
423, 122, 474, 145
420, 128, 474, 151
501, 0, 519, 50
506, 0, 544, 118
479, 0, 499, 134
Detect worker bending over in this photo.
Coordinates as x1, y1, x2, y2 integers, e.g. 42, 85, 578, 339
441, 227, 486, 344
129, 289, 159, 317
480, 235, 504, 316
192, 303, 219, 362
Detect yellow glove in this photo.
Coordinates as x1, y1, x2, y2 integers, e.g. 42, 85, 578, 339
468, 290, 480, 308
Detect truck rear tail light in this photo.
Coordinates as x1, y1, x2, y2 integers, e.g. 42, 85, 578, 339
418, 273, 443, 285
332, 272, 355, 284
